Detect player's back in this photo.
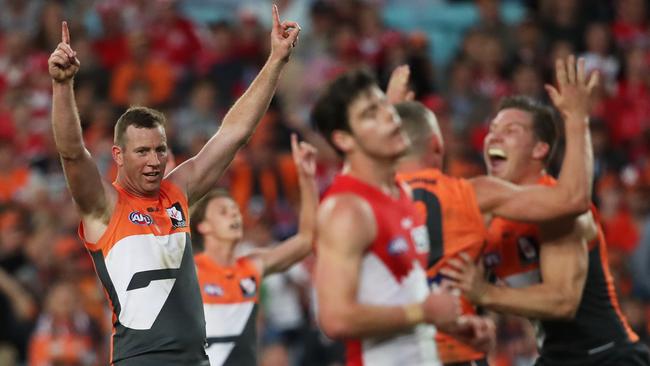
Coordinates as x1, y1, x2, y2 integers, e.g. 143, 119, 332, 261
322, 174, 440, 366
399, 168, 487, 364
195, 254, 261, 366
79, 180, 208, 366
484, 175, 647, 365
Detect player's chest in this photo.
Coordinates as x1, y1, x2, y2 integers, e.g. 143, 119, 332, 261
200, 270, 259, 304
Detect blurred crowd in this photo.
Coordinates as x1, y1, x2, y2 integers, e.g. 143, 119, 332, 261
0, 0, 649, 365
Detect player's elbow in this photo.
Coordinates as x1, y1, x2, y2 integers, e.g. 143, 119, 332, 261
565, 192, 591, 216
550, 293, 580, 320
58, 147, 90, 162
318, 308, 354, 340
318, 314, 349, 340
295, 232, 315, 253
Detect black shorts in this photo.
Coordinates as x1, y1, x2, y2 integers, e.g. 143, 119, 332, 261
445, 358, 489, 366
535, 341, 650, 366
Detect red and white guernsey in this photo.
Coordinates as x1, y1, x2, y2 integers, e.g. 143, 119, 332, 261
321, 175, 440, 366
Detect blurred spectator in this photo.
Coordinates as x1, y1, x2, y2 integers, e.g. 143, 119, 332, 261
0, 0, 43, 38
109, 31, 175, 107
612, 0, 649, 49
0, 138, 46, 204
539, 0, 585, 49
510, 63, 544, 100
604, 47, 650, 146
582, 22, 620, 94
148, 0, 201, 76
28, 281, 101, 366
170, 80, 221, 156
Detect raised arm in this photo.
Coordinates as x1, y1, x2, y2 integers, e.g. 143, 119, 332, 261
168, 5, 301, 204
248, 135, 318, 276
386, 65, 415, 104
315, 194, 459, 339
472, 56, 597, 222
50, 22, 113, 226
443, 213, 594, 319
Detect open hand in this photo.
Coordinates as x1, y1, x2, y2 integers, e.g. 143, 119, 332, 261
291, 133, 317, 178
386, 65, 415, 104
48, 21, 80, 83
440, 252, 489, 305
545, 55, 598, 123
270, 5, 301, 63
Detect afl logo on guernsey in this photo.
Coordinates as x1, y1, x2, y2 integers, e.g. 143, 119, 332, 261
204, 284, 224, 297
129, 211, 153, 225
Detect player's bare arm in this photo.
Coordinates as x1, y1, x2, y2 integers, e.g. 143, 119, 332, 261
168, 5, 301, 204
248, 134, 318, 276
50, 22, 116, 240
443, 213, 595, 319
472, 55, 598, 222
315, 194, 459, 339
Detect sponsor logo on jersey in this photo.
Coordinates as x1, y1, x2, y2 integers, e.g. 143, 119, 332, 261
388, 236, 409, 255
517, 236, 539, 265
166, 202, 187, 229
483, 251, 501, 268
410, 226, 430, 254
401, 217, 413, 230
239, 277, 257, 297
204, 284, 224, 297
129, 211, 153, 225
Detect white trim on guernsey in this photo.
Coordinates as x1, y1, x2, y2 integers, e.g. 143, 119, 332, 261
204, 302, 255, 338
104, 232, 186, 330
503, 269, 541, 288
356, 254, 440, 365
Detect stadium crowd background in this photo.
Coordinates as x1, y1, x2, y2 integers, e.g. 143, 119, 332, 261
0, 0, 649, 365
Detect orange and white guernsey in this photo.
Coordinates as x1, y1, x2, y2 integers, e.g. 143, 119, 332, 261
195, 254, 261, 366
79, 180, 208, 366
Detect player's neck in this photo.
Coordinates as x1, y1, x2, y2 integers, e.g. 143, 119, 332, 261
115, 173, 159, 199
397, 155, 434, 174
343, 154, 400, 198
516, 169, 547, 185
204, 238, 238, 267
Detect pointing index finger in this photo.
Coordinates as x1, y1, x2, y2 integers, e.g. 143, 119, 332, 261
272, 4, 281, 32
62, 21, 71, 45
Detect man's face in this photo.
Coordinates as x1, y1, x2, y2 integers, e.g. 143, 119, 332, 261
343, 86, 410, 161
483, 108, 541, 182
115, 125, 168, 196
200, 197, 244, 243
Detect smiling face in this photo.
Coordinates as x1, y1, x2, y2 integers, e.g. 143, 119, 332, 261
113, 125, 168, 196
337, 86, 410, 161
198, 196, 244, 244
483, 108, 549, 183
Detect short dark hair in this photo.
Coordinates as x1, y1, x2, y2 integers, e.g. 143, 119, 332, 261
114, 106, 166, 147
189, 189, 233, 252
311, 69, 378, 155
497, 96, 560, 166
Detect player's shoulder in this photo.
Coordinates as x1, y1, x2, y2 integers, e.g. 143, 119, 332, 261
317, 193, 376, 244
319, 193, 373, 224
